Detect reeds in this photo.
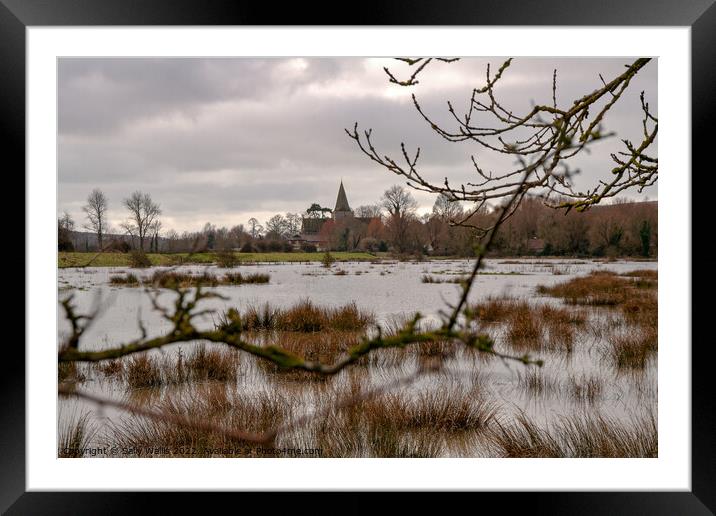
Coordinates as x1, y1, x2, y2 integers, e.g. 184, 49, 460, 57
58, 406, 96, 458
110, 272, 140, 285
421, 274, 468, 284
566, 374, 604, 403
234, 300, 374, 333
537, 270, 653, 306
108, 270, 270, 288
517, 368, 559, 396
185, 344, 239, 382
606, 327, 658, 370
485, 409, 657, 458
506, 302, 543, 350
106, 386, 292, 457
468, 296, 515, 323
125, 354, 164, 389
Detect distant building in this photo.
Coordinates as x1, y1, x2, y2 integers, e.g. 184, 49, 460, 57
298, 181, 374, 250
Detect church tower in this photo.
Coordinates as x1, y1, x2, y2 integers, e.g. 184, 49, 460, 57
332, 180, 353, 221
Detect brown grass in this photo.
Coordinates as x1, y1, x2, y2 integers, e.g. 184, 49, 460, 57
110, 273, 140, 285
58, 361, 87, 384
125, 354, 164, 389
537, 271, 634, 306
222, 272, 270, 284
621, 269, 658, 279
422, 275, 466, 284
98, 359, 124, 378
109, 270, 270, 288
485, 410, 657, 458
606, 327, 658, 370
58, 407, 96, 457
506, 302, 543, 350
185, 344, 239, 382
468, 296, 515, 323
106, 386, 291, 457
235, 300, 374, 333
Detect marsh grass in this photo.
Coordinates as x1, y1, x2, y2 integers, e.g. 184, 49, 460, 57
537, 270, 655, 307
235, 300, 374, 333
58, 361, 87, 384
125, 354, 164, 389
486, 410, 657, 458
185, 344, 239, 382
468, 296, 515, 323
421, 275, 467, 284
620, 269, 658, 279
517, 368, 559, 396
506, 303, 544, 350
98, 359, 123, 378
106, 386, 292, 457
566, 374, 604, 403
606, 327, 658, 370
110, 272, 140, 285
58, 406, 96, 457
108, 270, 270, 288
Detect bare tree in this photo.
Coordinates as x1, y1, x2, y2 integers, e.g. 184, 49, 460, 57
247, 217, 263, 239
355, 204, 383, 219
58, 211, 75, 232
381, 185, 418, 218
58, 211, 75, 251
120, 191, 161, 251
284, 213, 302, 236
348, 58, 657, 234
265, 214, 288, 239
380, 185, 418, 252
82, 188, 109, 249
149, 220, 163, 253
432, 193, 464, 223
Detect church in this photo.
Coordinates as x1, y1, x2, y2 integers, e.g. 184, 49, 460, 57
295, 181, 371, 250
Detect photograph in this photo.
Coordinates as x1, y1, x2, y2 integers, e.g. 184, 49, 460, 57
56, 55, 660, 459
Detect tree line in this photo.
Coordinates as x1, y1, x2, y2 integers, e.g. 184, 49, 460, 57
60, 184, 656, 258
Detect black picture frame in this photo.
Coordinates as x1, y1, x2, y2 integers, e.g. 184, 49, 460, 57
5, 1, 713, 513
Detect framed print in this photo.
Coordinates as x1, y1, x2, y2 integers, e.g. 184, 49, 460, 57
5, 0, 714, 513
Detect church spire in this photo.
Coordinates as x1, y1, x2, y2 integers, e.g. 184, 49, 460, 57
334, 180, 351, 213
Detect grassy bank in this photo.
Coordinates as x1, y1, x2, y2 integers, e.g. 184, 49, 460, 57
58, 251, 378, 268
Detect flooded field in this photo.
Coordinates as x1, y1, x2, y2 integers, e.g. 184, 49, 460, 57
58, 258, 658, 458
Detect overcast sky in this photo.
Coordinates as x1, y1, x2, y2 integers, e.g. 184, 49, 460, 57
58, 57, 657, 234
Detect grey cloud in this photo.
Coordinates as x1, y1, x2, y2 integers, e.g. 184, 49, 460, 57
58, 57, 658, 232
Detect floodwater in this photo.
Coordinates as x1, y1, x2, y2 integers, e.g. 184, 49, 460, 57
57, 257, 658, 457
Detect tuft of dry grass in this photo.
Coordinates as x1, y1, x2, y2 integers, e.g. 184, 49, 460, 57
467, 296, 515, 323
125, 354, 164, 389
58, 361, 87, 384
222, 272, 270, 284
106, 386, 291, 457
233, 300, 374, 333
505, 302, 543, 350
58, 406, 96, 457
606, 327, 658, 370
109, 270, 271, 288
110, 272, 140, 285
185, 344, 239, 382
537, 271, 630, 306
537, 270, 657, 307
98, 359, 123, 378
485, 412, 562, 457
620, 269, 658, 279
422, 275, 466, 284
485, 410, 657, 458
